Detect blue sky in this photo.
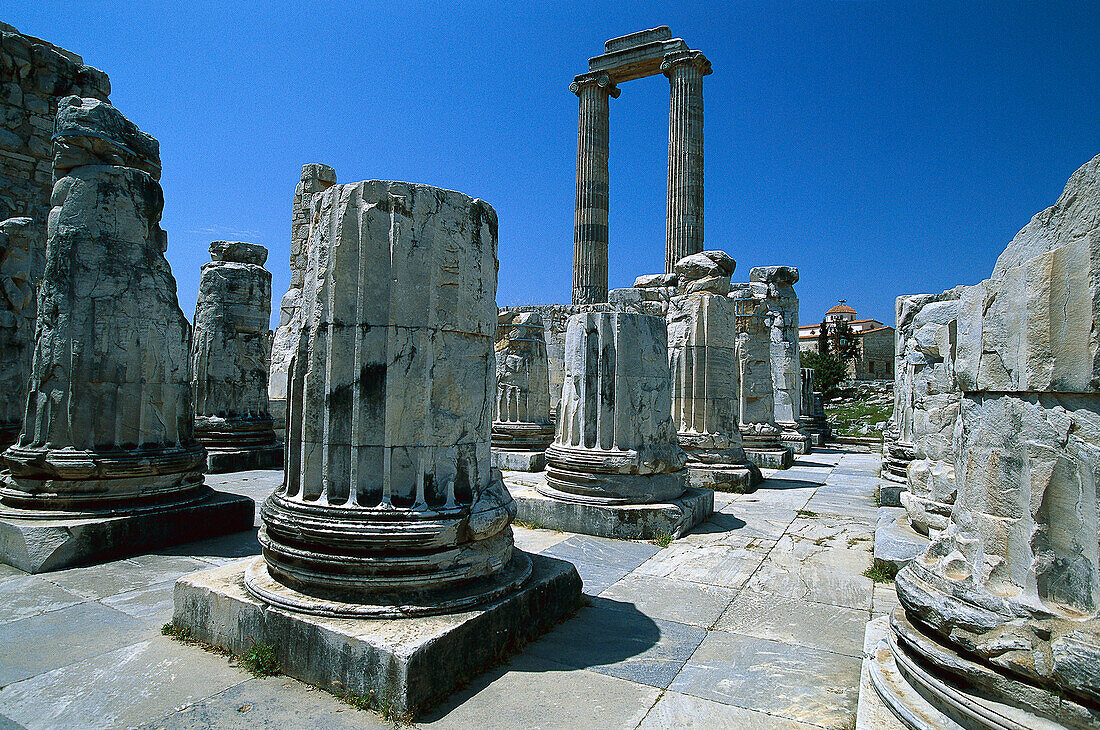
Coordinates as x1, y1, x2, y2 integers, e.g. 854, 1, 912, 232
8, 2, 1100, 329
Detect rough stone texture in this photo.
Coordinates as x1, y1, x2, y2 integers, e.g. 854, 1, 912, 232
667, 291, 746, 467
0, 26, 110, 449
269, 163, 337, 402
0, 96, 253, 570
673, 250, 733, 283
491, 311, 554, 471
254, 179, 540, 616
544, 311, 689, 507
191, 241, 280, 473
731, 284, 793, 469
0, 217, 39, 450
750, 266, 811, 454
873, 154, 1100, 727
872, 507, 928, 573
174, 553, 583, 719
890, 289, 963, 535
0, 22, 110, 236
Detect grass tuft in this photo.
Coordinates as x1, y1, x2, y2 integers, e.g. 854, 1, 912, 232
796, 509, 817, 518
241, 641, 280, 677
865, 562, 900, 583
650, 531, 674, 548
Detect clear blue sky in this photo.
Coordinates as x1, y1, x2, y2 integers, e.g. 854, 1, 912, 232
8, 2, 1100, 329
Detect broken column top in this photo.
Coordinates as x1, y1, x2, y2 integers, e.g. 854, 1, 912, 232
301, 163, 337, 185
749, 266, 799, 285
604, 26, 672, 53
209, 241, 268, 266
53, 96, 160, 178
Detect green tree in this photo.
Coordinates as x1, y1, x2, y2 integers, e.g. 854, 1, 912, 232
802, 350, 846, 400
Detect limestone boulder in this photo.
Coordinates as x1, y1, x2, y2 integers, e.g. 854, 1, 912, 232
634, 272, 677, 288
52, 96, 160, 178
674, 250, 734, 282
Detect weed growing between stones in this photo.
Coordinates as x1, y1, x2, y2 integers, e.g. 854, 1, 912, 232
796, 509, 817, 518
330, 681, 414, 724
513, 518, 551, 530
650, 531, 673, 548
864, 563, 899, 583
160, 622, 231, 658
241, 641, 279, 677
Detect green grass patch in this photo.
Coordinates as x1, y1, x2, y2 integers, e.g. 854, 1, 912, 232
865, 562, 900, 583
513, 518, 550, 530
824, 400, 893, 438
241, 641, 280, 677
650, 531, 674, 548
796, 509, 817, 518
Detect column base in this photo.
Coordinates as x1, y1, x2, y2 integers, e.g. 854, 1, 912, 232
781, 429, 814, 455
509, 476, 712, 540
172, 551, 582, 719
686, 463, 762, 493
743, 446, 794, 470
872, 508, 928, 573
491, 449, 546, 472
205, 444, 284, 474
862, 608, 1099, 730
0, 487, 255, 573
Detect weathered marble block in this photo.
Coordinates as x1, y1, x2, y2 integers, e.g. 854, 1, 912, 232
543, 311, 687, 504
491, 311, 554, 471
0, 217, 39, 451
191, 241, 280, 472
871, 154, 1100, 729
252, 179, 532, 613
0, 97, 253, 571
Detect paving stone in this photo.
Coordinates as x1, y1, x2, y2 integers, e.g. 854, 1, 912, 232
745, 543, 873, 611
138, 676, 382, 730
542, 535, 660, 593
512, 526, 570, 554
100, 580, 176, 623
713, 589, 869, 657
599, 573, 737, 627
0, 566, 25, 584
0, 575, 85, 625
669, 630, 861, 728
634, 543, 766, 588
0, 635, 249, 729
872, 582, 901, 617
161, 529, 261, 566
0, 601, 149, 685
420, 653, 660, 729
638, 690, 821, 729
676, 512, 778, 550
43, 554, 213, 601
524, 599, 706, 689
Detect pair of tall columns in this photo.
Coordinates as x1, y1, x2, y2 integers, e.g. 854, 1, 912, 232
571, 51, 712, 305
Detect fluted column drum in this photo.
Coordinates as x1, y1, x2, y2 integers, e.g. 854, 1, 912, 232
732, 293, 785, 453
543, 311, 686, 504
492, 311, 554, 451
662, 51, 711, 274
248, 180, 530, 617
0, 97, 205, 514
571, 73, 619, 305
191, 241, 277, 451
667, 292, 745, 464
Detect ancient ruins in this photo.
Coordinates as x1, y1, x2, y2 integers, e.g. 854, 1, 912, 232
1, 18, 1097, 730
571, 27, 711, 304
0, 94, 252, 572
191, 240, 281, 472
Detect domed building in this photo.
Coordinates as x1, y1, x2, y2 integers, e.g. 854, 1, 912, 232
799, 301, 894, 381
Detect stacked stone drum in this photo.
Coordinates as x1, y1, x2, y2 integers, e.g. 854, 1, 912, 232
542, 311, 687, 505
491, 310, 555, 471
246, 180, 530, 616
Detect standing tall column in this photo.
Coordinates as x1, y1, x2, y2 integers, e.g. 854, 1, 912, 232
662, 51, 711, 273
571, 72, 619, 305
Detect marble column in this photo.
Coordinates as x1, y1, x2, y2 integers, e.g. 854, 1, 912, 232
191, 241, 281, 472
544, 311, 686, 504
571, 72, 619, 305
731, 286, 792, 469
662, 50, 711, 274
492, 311, 555, 471
1, 97, 206, 511
798, 368, 830, 445
248, 180, 531, 616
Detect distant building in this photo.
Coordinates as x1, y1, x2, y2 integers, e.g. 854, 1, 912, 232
799, 302, 894, 381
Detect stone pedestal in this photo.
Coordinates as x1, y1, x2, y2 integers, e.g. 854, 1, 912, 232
0, 98, 253, 572
667, 287, 758, 492
192, 241, 281, 473
662, 51, 710, 272
732, 288, 794, 470
571, 73, 618, 305
491, 311, 554, 473
523, 311, 710, 538
175, 180, 579, 716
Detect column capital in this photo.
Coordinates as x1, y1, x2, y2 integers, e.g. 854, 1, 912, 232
570, 72, 621, 99
661, 50, 712, 77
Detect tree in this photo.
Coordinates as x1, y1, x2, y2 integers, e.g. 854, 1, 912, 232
832, 318, 860, 362
802, 350, 846, 400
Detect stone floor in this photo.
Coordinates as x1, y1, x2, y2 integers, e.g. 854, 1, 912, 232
0, 446, 894, 729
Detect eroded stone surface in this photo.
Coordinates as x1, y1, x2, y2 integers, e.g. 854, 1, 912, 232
0, 217, 39, 449
491, 310, 554, 463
